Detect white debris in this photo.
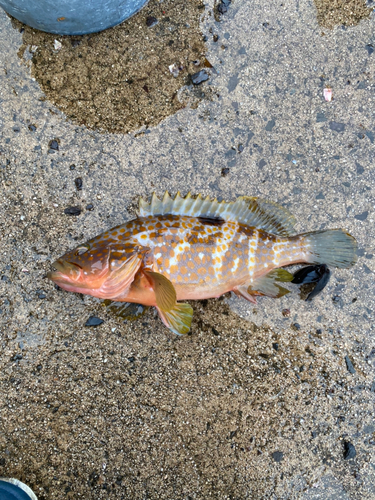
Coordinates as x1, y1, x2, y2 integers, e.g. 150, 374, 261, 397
54, 40, 62, 51
169, 63, 183, 78
323, 87, 332, 101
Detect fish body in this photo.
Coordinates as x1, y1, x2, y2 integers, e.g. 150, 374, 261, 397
48, 193, 357, 334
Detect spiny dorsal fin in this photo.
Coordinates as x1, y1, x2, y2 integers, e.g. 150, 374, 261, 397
138, 192, 296, 236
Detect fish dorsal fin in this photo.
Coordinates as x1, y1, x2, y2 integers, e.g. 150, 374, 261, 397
138, 192, 296, 236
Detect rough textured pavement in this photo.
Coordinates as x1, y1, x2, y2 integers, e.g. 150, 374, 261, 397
0, 0, 374, 498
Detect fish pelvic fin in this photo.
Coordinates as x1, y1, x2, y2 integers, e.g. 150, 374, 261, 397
234, 285, 258, 304
247, 268, 294, 299
302, 229, 357, 269
157, 303, 193, 335
138, 192, 296, 236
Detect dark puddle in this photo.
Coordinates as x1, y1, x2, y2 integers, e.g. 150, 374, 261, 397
12, 0, 213, 134
314, 0, 372, 29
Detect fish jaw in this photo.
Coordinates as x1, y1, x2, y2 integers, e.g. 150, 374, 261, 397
47, 258, 106, 294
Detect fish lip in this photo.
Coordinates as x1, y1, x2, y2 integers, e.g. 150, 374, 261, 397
48, 259, 82, 283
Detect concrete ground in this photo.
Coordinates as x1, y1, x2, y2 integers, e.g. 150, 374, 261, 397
0, 0, 374, 498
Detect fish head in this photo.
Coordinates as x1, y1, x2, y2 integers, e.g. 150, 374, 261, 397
48, 241, 111, 293
48, 239, 143, 299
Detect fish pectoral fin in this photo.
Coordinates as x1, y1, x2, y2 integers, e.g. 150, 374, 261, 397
144, 270, 177, 311
157, 303, 193, 335
247, 268, 294, 299
234, 286, 258, 304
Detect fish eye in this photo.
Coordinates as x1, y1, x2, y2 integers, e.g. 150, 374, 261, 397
75, 245, 90, 256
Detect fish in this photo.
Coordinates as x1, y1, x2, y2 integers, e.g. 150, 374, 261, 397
48, 193, 357, 335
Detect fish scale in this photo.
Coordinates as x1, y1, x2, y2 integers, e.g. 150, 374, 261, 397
48, 192, 357, 335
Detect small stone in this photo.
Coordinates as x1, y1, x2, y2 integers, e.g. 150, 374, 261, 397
265, 119, 275, 131
64, 206, 81, 216
238, 143, 244, 152
213, 34, 219, 42
146, 16, 158, 27
28, 124, 37, 132
221, 167, 230, 177
272, 451, 283, 462
37, 291, 46, 299
128, 356, 135, 362
292, 323, 301, 330
86, 204, 94, 211
343, 441, 356, 460
272, 343, 279, 351
329, 122, 345, 132
354, 211, 368, 221
70, 164, 76, 170
49, 139, 59, 151
191, 70, 209, 85
365, 44, 374, 55
282, 308, 290, 317
85, 316, 104, 327
54, 40, 62, 51
75, 177, 83, 190
345, 355, 356, 374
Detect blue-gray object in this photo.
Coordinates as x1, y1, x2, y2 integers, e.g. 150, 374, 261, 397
0, 479, 37, 500
0, 0, 149, 35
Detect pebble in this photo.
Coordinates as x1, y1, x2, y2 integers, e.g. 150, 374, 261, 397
217, 0, 231, 15
343, 441, 356, 460
272, 343, 279, 351
221, 167, 230, 177
329, 122, 345, 132
86, 204, 94, 211
354, 211, 368, 221
49, 139, 59, 151
75, 177, 83, 190
345, 355, 356, 374
191, 70, 209, 85
85, 316, 104, 327
146, 16, 158, 27
28, 124, 37, 132
282, 309, 290, 317
64, 206, 81, 216
265, 119, 275, 131
271, 451, 283, 462
37, 290, 46, 299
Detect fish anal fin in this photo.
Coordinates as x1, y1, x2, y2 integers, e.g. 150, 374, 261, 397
247, 268, 294, 299
157, 303, 193, 335
138, 192, 296, 236
144, 270, 177, 311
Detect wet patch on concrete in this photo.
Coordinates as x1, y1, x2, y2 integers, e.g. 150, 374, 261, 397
314, 0, 372, 29
12, 0, 210, 134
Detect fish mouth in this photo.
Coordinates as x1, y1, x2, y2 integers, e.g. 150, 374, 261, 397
47, 259, 83, 284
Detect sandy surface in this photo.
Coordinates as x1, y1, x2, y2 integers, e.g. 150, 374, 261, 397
0, 0, 374, 499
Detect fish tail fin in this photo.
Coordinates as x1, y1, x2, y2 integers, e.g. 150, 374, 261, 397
302, 229, 357, 269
